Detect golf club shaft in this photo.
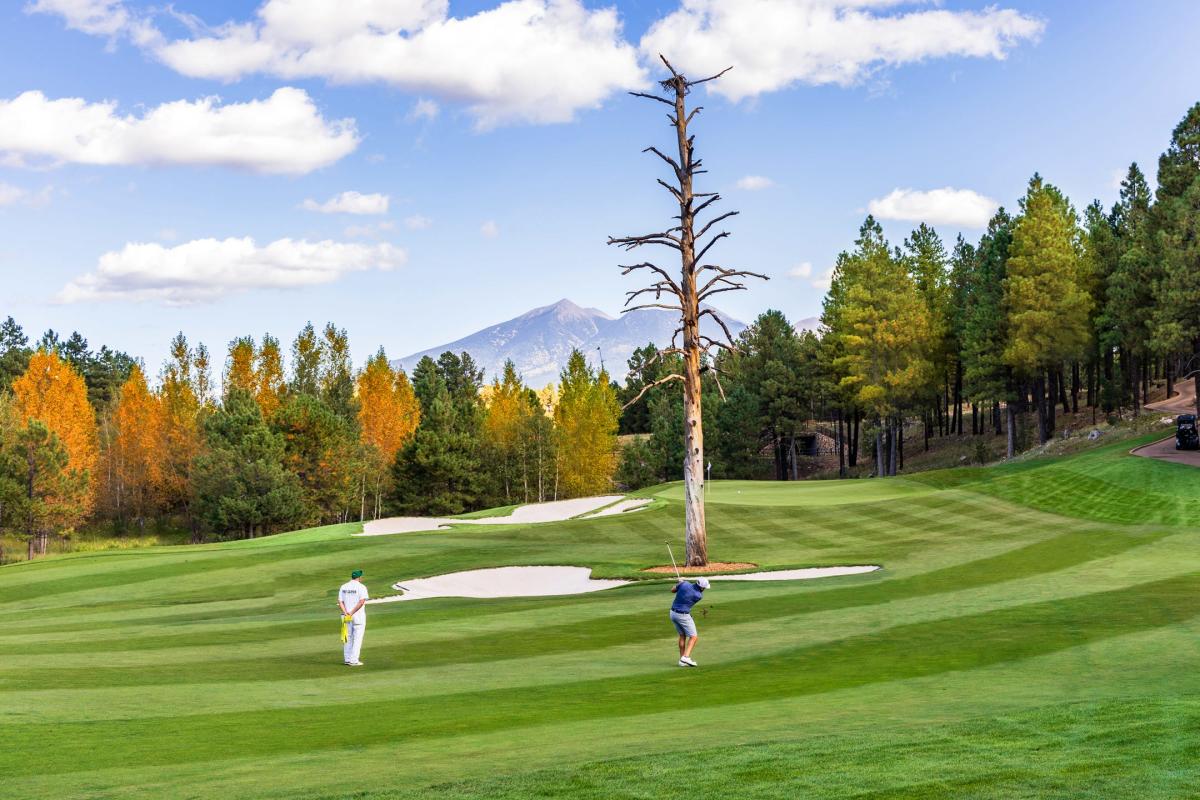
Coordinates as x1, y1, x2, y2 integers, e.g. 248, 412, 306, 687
666, 542, 681, 581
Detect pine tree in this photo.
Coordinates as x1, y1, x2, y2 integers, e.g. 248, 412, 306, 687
272, 393, 358, 525
825, 217, 933, 475
961, 210, 1014, 446
0, 317, 31, 392
1002, 176, 1092, 443
319, 323, 357, 421
1104, 164, 1157, 411
192, 388, 304, 538
290, 323, 321, 396
1151, 102, 1200, 412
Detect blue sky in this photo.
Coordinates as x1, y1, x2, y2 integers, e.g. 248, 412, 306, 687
2, 0, 1199, 378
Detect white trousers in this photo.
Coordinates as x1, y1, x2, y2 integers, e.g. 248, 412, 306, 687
344, 620, 365, 664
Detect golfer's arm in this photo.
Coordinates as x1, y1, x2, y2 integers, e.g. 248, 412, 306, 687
671, 585, 678, 593
351, 600, 366, 615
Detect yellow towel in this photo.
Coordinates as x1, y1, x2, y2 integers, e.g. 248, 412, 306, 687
340, 614, 352, 644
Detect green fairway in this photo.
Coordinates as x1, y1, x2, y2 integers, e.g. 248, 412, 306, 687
3, 434, 1200, 798
652, 477, 936, 506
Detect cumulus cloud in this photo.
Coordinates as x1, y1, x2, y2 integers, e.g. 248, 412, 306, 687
58, 236, 406, 304
811, 266, 836, 291
480, 220, 500, 238
640, 0, 1044, 101
404, 214, 433, 230
736, 175, 774, 191
26, 0, 129, 36
301, 190, 389, 215
787, 262, 813, 279
146, 0, 646, 129
867, 187, 998, 228
788, 260, 834, 290
0, 87, 357, 174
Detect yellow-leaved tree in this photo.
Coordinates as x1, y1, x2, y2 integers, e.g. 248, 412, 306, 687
160, 334, 204, 538
356, 349, 420, 519
108, 363, 163, 528
225, 336, 257, 398
553, 349, 620, 498
484, 360, 528, 503
256, 334, 286, 419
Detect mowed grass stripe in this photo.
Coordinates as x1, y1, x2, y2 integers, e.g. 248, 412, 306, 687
2, 527, 1172, 690
5, 571, 1199, 777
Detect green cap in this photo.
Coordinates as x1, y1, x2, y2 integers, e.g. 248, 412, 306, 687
351, 569, 363, 579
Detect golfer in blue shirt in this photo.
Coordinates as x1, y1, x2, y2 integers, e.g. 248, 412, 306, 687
670, 577, 709, 667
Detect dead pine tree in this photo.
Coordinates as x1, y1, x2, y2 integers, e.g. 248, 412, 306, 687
609, 56, 767, 567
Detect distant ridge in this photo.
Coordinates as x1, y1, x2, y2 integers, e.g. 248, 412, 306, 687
393, 298, 746, 384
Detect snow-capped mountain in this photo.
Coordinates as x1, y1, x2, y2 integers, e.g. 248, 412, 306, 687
393, 298, 746, 384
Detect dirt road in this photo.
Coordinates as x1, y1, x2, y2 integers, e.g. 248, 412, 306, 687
1134, 382, 1200, 467
1145, 380, 1197, 414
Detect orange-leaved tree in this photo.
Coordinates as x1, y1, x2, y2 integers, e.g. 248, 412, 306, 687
11, 349, 99, 535
109, 363, 164, 528
356, 349, 420, 519
160, 336, 204, 537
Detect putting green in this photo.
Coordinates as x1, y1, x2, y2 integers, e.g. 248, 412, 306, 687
2, 433, 1199, 798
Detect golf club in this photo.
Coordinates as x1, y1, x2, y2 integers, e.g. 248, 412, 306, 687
665, 541, 681, 582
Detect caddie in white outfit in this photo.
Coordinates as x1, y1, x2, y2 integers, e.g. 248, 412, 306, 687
338, 569, 369, 666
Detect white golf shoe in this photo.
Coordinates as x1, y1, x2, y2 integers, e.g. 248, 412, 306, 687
678, 657, 697, 667
348, 661, 364, 667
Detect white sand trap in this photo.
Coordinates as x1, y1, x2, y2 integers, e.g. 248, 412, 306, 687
357, 495, 626, 536
584, 498, 652, 518
370, 566, 630, 603
711, 566, 880, 581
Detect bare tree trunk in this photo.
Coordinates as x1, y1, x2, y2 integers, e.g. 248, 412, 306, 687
1007, 405, 1017, 458
611, 58, 760, 567
836, 410, 846, 478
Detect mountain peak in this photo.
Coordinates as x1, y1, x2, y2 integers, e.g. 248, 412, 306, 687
522, 298, 614, 322
394, 299, 745, 384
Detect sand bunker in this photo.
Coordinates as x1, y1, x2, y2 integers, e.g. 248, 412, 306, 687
371, 566, 630, 603
357, 495, 625, 536
371, 564, 881, 603
711, 566, 880, 581
583, 498, 652, 518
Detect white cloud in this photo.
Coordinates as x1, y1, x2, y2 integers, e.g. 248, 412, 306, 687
640, 0, 1044, 101
146, 0, 646, 129
811, 266, 835, 291
0, 87, 358, 174
301, 190, 389, 215
736, 174, 774, 191
26, 0, 129, 36
867, 186, 998, 228
480, 220, 499, 238
787, 261, 813, 279
59, 236, 406, 305
408, 98, 440, 122
404, 214, 433, 230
